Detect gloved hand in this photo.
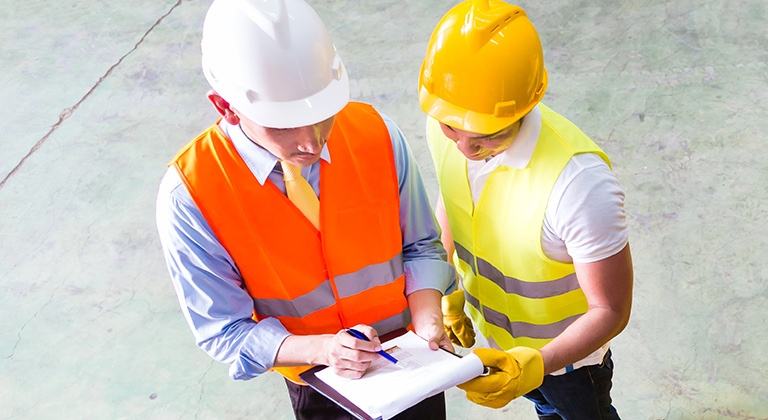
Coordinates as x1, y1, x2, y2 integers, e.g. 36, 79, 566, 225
441, 289, 475, 348
458, 347, 544, 408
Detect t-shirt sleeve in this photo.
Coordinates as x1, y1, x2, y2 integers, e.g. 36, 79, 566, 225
542, 153, 629, 264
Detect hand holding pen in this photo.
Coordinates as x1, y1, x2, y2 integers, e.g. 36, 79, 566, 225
345, 328, 405, 369
325, 324, 388, 379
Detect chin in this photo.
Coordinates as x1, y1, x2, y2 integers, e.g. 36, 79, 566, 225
465, 153, 489, 161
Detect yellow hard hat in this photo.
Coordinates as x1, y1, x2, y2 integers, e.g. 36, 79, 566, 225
419, 0, 548, 134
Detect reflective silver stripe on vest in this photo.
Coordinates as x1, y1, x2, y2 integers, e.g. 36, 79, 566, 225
457, 242, 580, 299
465, 290, 581, 339
464, 287, 481, 312
475, 258, 581, 299
483, 304, 582, 340
334, 253, 404, 299
371, 307, 412, 335
454, 242, 476, 274
253, 279, 335, 318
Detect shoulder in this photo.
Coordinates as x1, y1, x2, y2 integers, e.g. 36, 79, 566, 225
369, 107, 418, 188
545, 153, 628, 263
156, 167, 207, 233
157, 167, 195, 209
368, 107, 409, 154
553, 154, 618, 199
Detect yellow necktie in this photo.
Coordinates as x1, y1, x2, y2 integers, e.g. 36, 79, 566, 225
280, 160, 320, 229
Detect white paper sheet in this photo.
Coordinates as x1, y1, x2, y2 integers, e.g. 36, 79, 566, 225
315, 331, 485, 420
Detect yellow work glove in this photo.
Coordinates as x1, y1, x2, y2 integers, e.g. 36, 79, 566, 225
441, 290, 475, 348
458, 347, 544, 409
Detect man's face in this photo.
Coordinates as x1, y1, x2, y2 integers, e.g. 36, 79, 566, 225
439, 121, 521, 161
236, 111, 336, 167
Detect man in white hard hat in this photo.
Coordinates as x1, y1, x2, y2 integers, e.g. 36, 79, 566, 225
420, 1, 633, 419
156, 0, 455, 418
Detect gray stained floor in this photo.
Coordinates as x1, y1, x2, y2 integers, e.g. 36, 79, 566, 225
2, 0, 767, 419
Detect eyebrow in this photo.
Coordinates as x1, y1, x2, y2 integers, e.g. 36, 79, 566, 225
446, 125, 504, 139
473, 132, 501, 139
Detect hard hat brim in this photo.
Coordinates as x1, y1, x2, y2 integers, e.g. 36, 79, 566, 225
232, 67, 350, 129
419, 86, 521, 135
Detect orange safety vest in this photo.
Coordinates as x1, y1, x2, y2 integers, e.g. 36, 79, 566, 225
172, 102, 410, 384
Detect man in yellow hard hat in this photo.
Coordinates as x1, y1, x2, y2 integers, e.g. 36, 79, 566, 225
420, 1, 633, 419
156, 0, 455, 418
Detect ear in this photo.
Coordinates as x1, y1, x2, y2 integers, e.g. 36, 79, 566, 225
207, 90, 240, 125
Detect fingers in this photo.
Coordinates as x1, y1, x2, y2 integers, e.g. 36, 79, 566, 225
438, 332, 455, 353
458, 347, 527, 408
457, 370, 510, 393
452, 317, 475, 348
327, 346, 374, 378
331, 365, 369, 379
459, 317, 476, 347
326, 325, 381, 379
459, 371, 517, 408
415, 321, 451, 351
444, 315, 476, 348
347, 324, 382, 350
466, 389, 513, 409
433, 325, 455, 352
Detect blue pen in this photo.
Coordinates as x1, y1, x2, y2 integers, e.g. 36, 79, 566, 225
345, 328, 405, 369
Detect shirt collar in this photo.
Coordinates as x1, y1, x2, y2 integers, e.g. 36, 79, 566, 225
494, 104, 542, 169
220, 120, 331, 185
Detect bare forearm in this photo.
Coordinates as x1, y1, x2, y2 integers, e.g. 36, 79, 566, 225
541, 244, 633, 375
539, 306, 629, 375
408, 288, 443, 329
407, 288, 453, 351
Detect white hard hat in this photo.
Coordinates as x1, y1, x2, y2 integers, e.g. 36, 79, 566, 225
201, 0, 349, 128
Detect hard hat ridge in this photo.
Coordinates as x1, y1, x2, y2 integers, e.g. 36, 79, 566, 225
465, 1, 527, 54
234, 0, 290, 46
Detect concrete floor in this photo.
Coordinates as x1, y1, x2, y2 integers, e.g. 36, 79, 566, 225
1, 0, 767, 419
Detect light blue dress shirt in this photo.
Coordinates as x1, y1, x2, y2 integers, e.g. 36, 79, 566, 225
156, 111, 456, 380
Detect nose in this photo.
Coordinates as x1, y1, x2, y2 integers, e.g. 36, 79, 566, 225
296, 124, 326, 154
455, 136, 480, 157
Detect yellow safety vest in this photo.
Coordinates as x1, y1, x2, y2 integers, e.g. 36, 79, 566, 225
428, 103, 611, 350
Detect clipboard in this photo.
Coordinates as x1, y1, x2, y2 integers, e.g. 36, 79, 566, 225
299, 328, 472, 420
299, 328, 408, 420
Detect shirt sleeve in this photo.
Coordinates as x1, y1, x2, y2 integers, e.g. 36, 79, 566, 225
155, 168, 291, 381
379, 112, 457, 296
542, 153, 629, 264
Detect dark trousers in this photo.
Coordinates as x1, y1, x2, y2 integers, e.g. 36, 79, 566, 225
284, 378, 446, 420
523, 350, 620, 420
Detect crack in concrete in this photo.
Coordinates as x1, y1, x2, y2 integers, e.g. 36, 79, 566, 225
4, 287, 59, 360
0, 0, 185, 191
194, 361, 215, 420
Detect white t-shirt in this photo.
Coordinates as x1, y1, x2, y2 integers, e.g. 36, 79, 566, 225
458, 105, 628, 374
